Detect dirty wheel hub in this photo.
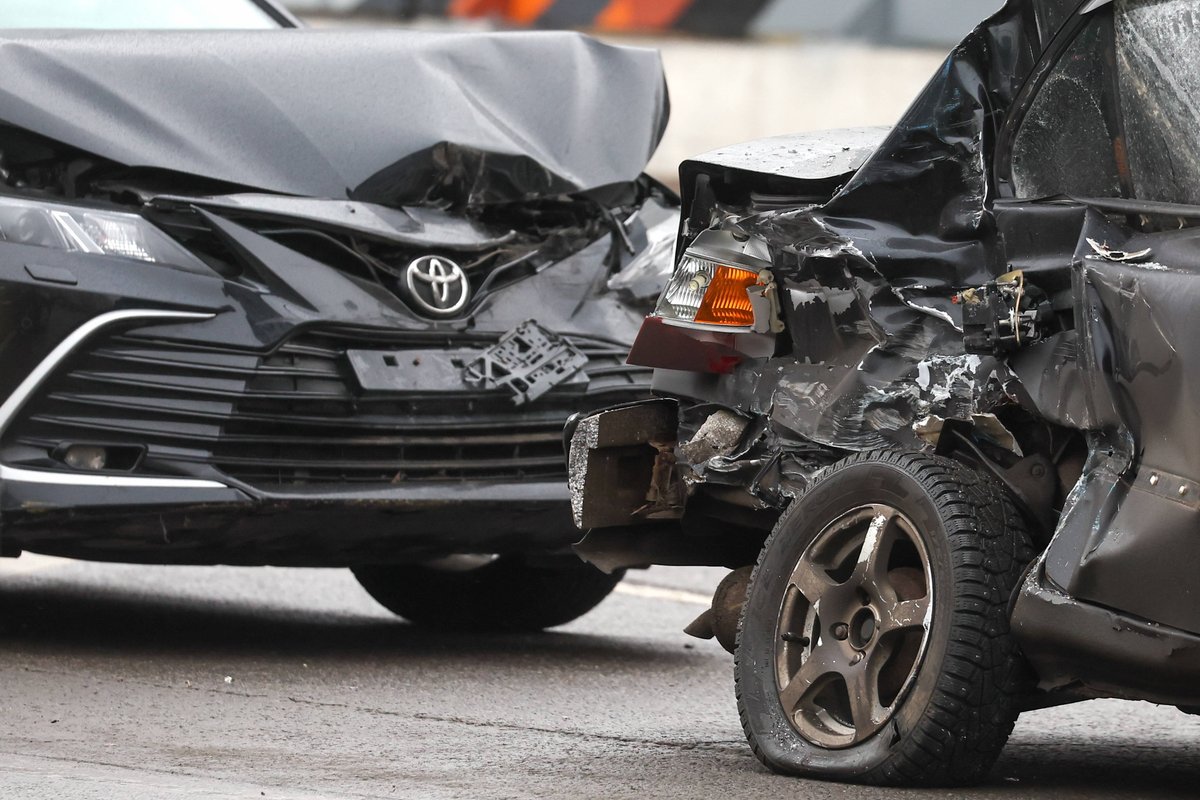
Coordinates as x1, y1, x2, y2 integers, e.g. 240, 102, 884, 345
774, 504, 933, 749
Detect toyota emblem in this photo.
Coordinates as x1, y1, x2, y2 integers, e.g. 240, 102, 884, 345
404, 255, 470, 316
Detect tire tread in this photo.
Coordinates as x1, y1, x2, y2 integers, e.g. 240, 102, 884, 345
734, 449, 1034, 787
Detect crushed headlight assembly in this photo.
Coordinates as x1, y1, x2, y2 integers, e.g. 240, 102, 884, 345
0, 195, 205, 271
653, 229, 782, 334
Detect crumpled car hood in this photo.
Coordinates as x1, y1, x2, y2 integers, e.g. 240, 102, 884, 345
0, 29, 669, 208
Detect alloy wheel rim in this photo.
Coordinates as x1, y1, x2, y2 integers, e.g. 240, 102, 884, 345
774, 504, 933, 749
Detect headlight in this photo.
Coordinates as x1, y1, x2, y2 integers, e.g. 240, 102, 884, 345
652, 229, 775, 332
0, 195, 204, 270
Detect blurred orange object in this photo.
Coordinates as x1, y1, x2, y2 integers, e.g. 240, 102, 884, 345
595, 0, 693, 30
448, 0, 769, 36
449, 0, 556, 24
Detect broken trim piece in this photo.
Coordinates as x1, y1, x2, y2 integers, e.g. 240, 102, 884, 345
0, 464, 226, 490
568, 399, 682, 529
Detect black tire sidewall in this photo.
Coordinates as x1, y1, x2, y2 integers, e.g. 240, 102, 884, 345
738, 459, 958, 779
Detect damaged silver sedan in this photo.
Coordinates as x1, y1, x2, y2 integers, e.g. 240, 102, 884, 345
0, 1, 678, 631
569, 0, 1200, 786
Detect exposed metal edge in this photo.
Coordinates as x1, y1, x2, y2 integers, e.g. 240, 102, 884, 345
0, 464, 228, 489
1080, 0, 1112, 14
0, 308, 227, 490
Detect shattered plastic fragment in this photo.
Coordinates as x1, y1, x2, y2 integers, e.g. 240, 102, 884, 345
679, 410, 749, 465
608, 213, 681, 301
1086, 237, 1153, 262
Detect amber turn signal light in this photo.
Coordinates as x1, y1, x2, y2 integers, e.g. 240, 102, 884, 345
654, 253, 762, 331
694, 265, 759, 327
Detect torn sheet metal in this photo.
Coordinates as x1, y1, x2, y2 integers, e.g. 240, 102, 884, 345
1085, 238, 1152, 262
661, 0, 1081, 480
656, 0, 1200, 648
1046, 256, 1200, 633
0, 29, 668, 209
569, 0, 1200, 724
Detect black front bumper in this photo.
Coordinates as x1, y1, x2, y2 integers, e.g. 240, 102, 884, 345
0, 228, 650, 564
1, 473, 580, 566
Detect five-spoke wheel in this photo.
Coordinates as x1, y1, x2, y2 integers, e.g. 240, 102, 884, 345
777, 504, 932, 749
735, 451, 1033, 786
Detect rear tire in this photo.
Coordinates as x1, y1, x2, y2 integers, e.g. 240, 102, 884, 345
735, 450, 1033, 786
353, 555, 623, 631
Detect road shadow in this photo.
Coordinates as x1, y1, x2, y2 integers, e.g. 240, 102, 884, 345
548, 731, 1200, 800
982, 739, 1200, 799
587, 737, 1200, 800
0, 574, 702, 669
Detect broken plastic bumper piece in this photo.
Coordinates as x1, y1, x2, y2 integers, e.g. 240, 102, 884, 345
464, 320, 588, 406
567, 398, 682, 530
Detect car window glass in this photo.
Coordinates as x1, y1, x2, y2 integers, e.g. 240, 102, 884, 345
1011, 12, 1123, 199
1115, 0, 1200, 205
0, 0, 280, 29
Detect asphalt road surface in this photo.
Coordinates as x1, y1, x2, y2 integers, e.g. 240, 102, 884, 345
1, 555, 1197, 799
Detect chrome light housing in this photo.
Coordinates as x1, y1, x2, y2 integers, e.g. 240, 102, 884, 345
652, 229, 776, 333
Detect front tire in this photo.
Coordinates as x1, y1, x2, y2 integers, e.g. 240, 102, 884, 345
353, 555, 623, 632
735, 451, 1033, 786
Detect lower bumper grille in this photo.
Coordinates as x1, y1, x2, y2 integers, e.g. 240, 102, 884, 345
4, 328, 651, 488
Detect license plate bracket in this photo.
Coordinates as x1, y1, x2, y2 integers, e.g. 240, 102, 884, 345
463, 320, 588, 406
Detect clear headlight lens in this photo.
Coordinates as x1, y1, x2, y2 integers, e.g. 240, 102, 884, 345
654, 251, 761, 331
0, 195, 202, 270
